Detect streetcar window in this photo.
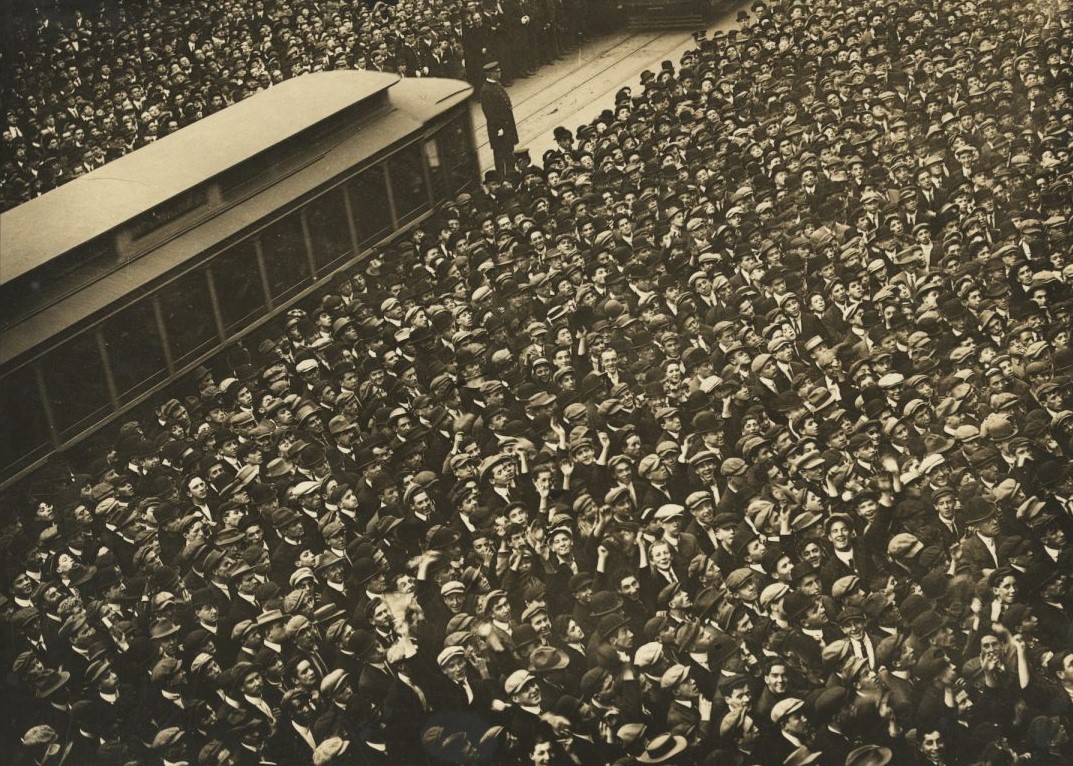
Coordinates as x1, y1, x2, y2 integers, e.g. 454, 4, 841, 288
388, 143, 431, 222
260, 211, 312, 302
307, 188, 354, 273
347, 165, 392, 246
212, 241, 267, 334
101, 298, 169, 402
0, 365, 51, 474
157, 269, 218, 365
438, 114, 477, 193
42, 331, 112, 438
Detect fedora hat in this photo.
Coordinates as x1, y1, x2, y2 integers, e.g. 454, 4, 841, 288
34, 670, 71, 699
845, 745, 893, 766
528, 646, 570, 673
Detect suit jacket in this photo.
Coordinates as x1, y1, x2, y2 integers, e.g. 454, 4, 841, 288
685, 517, 721, 556
664, 533, 701, 573
640, 564, 686, 612
312, 702, 363, 743
959, 533, 1003, 577
480, 484, 521, 514
382, 677, 431, 764
820, 544, 876, 590
800, 182, 828, 216
638, 481, 674, 511
916, 185, 947, 213
228, 592, 261, 626
145, 689, 189, 733
879, 670, 916, 726
431, 667, 496, 713
506, 705, 557, 750
755, 730, 801, 766
666, 698, 710, 741
545, 555, 588, 617
600, 369, 639, 392
796, 312, 829, 342
265, 723, 319, 766
357, 663, 395, 720
318, 582, 352, 612
812, 726, 855, 766
1033, 601, 1073, 651
924, 518, 964, 551
83, 689, 139, 739
754, 686, 784, 724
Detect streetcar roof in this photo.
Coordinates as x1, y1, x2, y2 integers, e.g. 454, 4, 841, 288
1, 71, 400, 286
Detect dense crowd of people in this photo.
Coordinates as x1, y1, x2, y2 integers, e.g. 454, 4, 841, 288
0, 0, 604, 212
5, 0, 1073, 764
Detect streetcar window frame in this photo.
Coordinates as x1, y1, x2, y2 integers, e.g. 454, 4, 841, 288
259, 210, 314, 304
40, 328, 114, 440
100, 297, 170, 403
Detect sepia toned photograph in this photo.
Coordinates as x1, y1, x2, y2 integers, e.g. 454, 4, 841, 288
1, 0, 1072, 764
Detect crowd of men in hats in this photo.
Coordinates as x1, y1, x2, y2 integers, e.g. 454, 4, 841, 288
0, 0, 605, 212
5, 0, 1073, 764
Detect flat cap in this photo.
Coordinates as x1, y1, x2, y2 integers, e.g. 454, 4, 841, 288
725, 567, 756, 591
659, 663, 691, 690
771, 696, 805, 724
503, 669, 537, 695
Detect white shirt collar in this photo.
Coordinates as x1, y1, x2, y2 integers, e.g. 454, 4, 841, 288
833, 548, 854, 565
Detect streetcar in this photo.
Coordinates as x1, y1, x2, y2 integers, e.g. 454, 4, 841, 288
0, 71, 478, 487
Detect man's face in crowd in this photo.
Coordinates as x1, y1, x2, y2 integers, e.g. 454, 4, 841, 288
515, 679, 542, 707
610, 625, 634, 652
619, 575, 640, 601
188, 477, 209, 500
782, 710, 811, 739
765, 663, 788, 694
828, 520, 852, 550
921, 730, 944, 762
802, 601, 827, 628
442, 655, 467, 684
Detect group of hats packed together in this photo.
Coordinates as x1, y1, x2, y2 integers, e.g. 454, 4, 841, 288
0, 0, 594, 211
5, 0, 1073, 765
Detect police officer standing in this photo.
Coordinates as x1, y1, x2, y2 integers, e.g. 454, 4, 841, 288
480, 61, 518, 177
